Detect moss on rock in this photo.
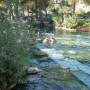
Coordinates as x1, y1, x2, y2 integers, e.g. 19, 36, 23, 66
32, 50, 48, 58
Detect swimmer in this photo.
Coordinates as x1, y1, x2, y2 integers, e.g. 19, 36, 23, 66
49, 35, 56, 47
42, 37, 49, 46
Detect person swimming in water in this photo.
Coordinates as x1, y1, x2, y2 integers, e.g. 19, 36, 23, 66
49, 34, 56, 47
42, 34, 56, 47
42, 37, 49, 46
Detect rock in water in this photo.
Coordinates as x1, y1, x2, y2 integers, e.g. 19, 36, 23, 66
27, 67, 42, 75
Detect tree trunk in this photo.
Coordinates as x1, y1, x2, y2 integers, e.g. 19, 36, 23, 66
72, 1, 76, 14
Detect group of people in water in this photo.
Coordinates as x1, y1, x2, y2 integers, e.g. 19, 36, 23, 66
42, 34, 56, 47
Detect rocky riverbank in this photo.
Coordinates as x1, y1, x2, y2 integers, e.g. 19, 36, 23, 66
14, 66, 89, 90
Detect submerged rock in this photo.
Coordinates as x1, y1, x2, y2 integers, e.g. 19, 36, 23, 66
26, 74, 64, 90
33, 50, 48, 58
38, 57, 53, 63
39, 57, 49, 61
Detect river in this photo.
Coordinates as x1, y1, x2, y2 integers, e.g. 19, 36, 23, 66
15, 32, 90, 90
55, 32, 90, 64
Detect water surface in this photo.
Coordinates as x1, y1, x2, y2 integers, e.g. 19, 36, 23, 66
15, 32, 90, 90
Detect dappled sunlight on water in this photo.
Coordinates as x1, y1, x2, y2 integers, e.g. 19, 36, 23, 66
15, 32, 90, 90
55, 32, 90, 63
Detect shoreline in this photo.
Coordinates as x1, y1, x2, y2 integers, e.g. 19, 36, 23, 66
55, 26, 90, 32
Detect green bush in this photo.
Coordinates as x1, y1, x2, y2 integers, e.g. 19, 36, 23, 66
52, 9, 63, 25
52, 9, 78, 28
78, 19, 90, 27
53, 15, 63, 25
63, 14, 78, 28
0, 15, 30, 90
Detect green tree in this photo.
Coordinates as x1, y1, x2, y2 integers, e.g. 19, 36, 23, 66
0, 0, 20, 19
21, 0, 49, 16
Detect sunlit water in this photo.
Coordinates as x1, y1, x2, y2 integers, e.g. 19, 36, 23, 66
15, 32, 90, 90
55, 32, 90, 64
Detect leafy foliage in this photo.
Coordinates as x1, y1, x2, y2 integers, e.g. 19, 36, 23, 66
63, 14, 78, 28
78, 19, 90, 26
0, 14, 32, 90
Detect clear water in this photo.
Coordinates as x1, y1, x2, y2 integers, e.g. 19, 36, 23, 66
15, 32, 90, 90
55, 32, 90, 64
33, 32, 90, 90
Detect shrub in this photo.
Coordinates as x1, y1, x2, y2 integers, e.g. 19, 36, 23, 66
77, 19, 90, 27
0, 14, 30, 90
63, 14, 78, 28
52, 9, 63, 26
